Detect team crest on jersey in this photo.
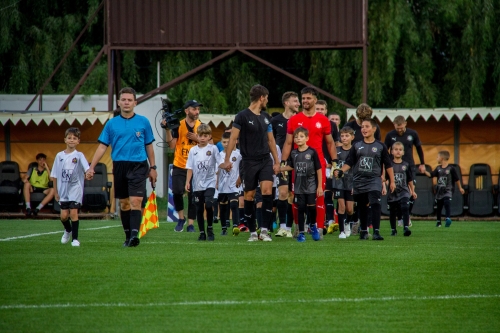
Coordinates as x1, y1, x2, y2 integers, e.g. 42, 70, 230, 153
264, 118, 270, 124
372, 147, 378, 152
206, 151, 212, 156
136, 132, 141, 138
407, 135, 413, 141
232, 156, 237, 162
305, 154, 311, 160
402, 165, 406, 171
72, 158, 78, 164
445, 170, 449, 174
315, 122, 321, 128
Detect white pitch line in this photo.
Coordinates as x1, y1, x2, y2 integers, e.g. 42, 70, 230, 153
1, 294, 498, 310
0, 225, 121, 242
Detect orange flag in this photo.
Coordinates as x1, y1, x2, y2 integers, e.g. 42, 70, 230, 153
139, 190, 159, 238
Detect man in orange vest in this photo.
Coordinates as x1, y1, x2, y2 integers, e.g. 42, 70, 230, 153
164, 100, 204, 232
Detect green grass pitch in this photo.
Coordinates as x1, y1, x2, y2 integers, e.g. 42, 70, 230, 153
0, 219, 499, 332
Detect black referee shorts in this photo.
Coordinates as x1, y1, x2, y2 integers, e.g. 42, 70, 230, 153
241, 157, 274, 192
113, 161, 149, 199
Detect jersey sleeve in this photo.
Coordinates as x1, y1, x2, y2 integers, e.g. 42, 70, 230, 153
143, 118, 155, 145
406, 164, 414, 183
79, 153, 90, 172
323, 117, 331, 136
286, 116, 295, 135
98, 122, 112, 146
430, 168, 439, 178
381, 144, 393, 170
344, 146, 357, 167
233, 112, 243, 130
312, 149, 322, 171
384, 133, 392, 151
288, 152, 295, 168
185, 149, 195, 170
450, 167, 460, 183
50, 156, 59, 179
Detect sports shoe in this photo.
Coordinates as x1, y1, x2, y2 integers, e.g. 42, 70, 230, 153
275, 228, 287, 237
33, 208, 39, 217
436, 221, 442, 227
259, 230, 272, 242
61, 231, 71, 244
174, 219, 186, 232
359, 231, 369, 240
284, 229, 293, 238
25, 208, 32, 217
327, 223, 335, 234
311, 224, 320, 241
207, 228, 215, 241
339, 231, 347, 239
232, 226, 240, 236
445, 218, 452, 227
238, 224, 249, 232
404, 226, 412, 237
372, 231, 384, 241
213, 216, 219, 224
221, 229, 228, 236
123, 239, 129, 247
247, 234, 259, 242
409, 219, 413, 227
186, 224, 195, 232
128, 236, 140, 247
351, 221, 360, 235
397, 219, 403, 227
297, 233, 306, 242
344, 223, 351, 237
331, 223, 339, 232
198, 233, 207, 241
71, 239, 80, 247
391, 229, 397, 236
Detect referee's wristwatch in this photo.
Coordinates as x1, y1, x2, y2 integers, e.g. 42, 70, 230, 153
150, 165, 157, 170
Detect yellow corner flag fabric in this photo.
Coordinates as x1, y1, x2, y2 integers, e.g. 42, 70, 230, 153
139, 190, 159, 238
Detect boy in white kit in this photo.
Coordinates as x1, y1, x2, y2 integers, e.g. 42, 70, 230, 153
216, 132, 242, 236
185, 124, 220, 241
51, 127, 90, 247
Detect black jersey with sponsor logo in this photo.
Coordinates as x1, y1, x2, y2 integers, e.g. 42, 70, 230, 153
289, 147, 322, 194
430, 165, 459, 200
233, 108, 272, 160
332, 146, 353, 191
271, 113, 289, 150
345, 140, 392, 194
387, 161, 414, 202
384, 128, 422, 166
343, 120, 381, 144
322, 120, 339, 163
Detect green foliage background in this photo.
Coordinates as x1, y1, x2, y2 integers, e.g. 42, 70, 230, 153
1, 0, 499, 116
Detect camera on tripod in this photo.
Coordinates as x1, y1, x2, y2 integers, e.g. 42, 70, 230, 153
160, 97, 185, 130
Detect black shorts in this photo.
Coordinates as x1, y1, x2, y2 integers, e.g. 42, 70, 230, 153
218, 192, 239, 203
254, 187, 276, 203
241, 157, 274, 192
32, 186, 47, 193
59, 201, 81, 210
333, 189, 354, 201
172, 166, 188, 195
193, 188, 216, 207
293, 193, 316, 207
277, 172, 289, 187
113, 161, 149, 199
325, 180, 333, 191
354, 191, 381, 207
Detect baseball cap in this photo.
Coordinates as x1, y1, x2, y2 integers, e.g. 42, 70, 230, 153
183, 100, 203, 109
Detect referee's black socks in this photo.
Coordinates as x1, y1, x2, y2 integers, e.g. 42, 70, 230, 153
120, 209, 131, 240
129, 210, 141, 238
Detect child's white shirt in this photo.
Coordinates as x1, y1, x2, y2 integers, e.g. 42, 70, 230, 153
186, 144, 219, 192
50, 150, 90, 203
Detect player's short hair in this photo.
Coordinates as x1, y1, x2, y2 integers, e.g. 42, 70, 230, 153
221, 132, 231, 140
224, 126, 232, 132
282, 91, 298, 106
316, 100, 327, 108
118, 87, 137, 100
65, 127, 81, 139
250, 84, 269, 102
356, 103, 373, 120
328, 112, 340, 117
293, 126, 309, 137
301, 86, 318, 97
392, 141, 404, 150
438, 150, 450, 160
197, 123, 212, 135
361, 118, 378, 128
393, 115, 406, 125
35, 153, 47, 160
340, 126, 354, 136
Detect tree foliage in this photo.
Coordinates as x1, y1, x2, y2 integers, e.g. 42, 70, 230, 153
0, 0, 498, 114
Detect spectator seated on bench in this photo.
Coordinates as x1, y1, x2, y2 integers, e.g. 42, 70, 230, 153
23, 153, 55, 217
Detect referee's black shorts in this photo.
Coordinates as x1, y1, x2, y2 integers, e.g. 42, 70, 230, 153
113, 161, 149, 199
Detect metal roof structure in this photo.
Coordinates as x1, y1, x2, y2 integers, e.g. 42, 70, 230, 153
26, 0, 368, 112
